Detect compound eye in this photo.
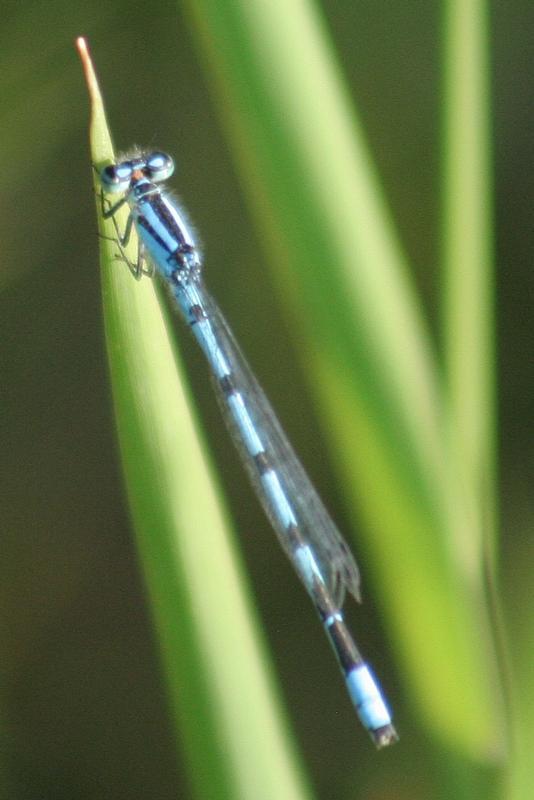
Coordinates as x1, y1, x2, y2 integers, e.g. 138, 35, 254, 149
145, 152, 174, 182
100, 162, 133, 193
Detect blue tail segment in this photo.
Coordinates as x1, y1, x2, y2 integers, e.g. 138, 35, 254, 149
99, 150, 398, 747
292, 532, 396, 747
324, 613, 397, 747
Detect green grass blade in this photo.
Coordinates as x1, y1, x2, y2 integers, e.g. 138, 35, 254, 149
441, 0, 511, 776
442, 0, 497, 569
77, 38, 313, 800
507, 537, 534, 800
182, 0, 504, 762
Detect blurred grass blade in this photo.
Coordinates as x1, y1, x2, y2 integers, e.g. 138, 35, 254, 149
77, 38, 313, 800
442, 0, 510, 771
182, 0, 504, 761
442, 0, 497, 568
507, 537, 534, 800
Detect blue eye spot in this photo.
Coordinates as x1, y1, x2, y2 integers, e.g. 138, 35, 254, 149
145, 152, 174, 182
100, 161, 132, 194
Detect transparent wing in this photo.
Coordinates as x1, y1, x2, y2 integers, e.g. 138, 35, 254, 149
194, 285, 361, 609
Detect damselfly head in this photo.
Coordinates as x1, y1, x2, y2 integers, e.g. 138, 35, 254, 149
100, 152, 174, 194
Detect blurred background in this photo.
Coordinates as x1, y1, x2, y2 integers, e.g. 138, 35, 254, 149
0, 1, 532, 798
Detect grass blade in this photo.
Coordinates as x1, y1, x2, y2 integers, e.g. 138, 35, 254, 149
442, 0, 497, 567
182, 0, 504, 763
77, 37, 313, 800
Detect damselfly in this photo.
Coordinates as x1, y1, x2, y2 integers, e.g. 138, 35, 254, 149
98, 150, 397, 748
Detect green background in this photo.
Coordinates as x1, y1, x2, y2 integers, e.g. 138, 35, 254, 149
1, 1, 532, 799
